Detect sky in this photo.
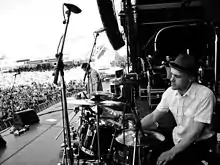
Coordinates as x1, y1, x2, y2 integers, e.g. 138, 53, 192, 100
0, 0, 122, 65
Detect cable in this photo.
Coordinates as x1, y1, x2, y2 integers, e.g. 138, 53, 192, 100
57, 35, 64, 54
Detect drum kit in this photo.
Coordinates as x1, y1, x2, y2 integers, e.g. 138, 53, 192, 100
69, 91, 165, 165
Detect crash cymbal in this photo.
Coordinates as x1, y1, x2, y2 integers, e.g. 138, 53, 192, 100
115, 129, 165, 147
68, 99, 95, 106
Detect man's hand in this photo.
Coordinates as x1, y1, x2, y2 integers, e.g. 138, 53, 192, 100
156, 150, 176, 165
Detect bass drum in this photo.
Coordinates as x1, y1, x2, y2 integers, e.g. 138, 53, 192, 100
79, 119, 115, 158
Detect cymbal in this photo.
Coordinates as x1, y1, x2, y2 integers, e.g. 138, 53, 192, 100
115, 129, 165, 147
99, 118, 122, 129
68, 99, 95, 106
101, 107, 123, 119
90, 91, 115, 97
99, 100, 126, 112
100, 100, 125, 107
90, 91, 117, 101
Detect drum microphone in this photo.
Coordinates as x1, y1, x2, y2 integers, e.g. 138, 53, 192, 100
64, 3, 82, 14
94, 28, 106, 34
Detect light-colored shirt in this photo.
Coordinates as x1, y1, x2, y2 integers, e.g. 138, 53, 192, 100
156, 82, 216, 145
86, 68, 103, 94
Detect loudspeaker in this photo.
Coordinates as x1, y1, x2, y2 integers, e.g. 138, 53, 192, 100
97, 0, 125, 50
201, 0, 220, 23
14, 109, 39, 128
0, 135, 6, 148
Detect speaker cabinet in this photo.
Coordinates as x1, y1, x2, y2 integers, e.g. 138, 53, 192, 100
14, 109, 39, 128
201, 0, 220, 23
0, 135, 6, 148
97, 0, 125, 50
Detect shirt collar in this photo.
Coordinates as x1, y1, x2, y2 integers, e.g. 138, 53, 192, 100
175, 82, 196, 98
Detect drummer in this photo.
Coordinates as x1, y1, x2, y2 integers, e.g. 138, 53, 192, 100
141, 53, 216, 165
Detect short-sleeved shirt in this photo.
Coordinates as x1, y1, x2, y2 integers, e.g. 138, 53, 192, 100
87, 68, 103, 94
156, 82, 216, 145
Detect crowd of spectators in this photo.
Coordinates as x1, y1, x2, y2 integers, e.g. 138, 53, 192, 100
0, 83, 60, 119
0, 68, 85, 120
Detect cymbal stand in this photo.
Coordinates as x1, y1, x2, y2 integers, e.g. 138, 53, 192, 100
130, 87, 145, 165
107, 128, 117, 156
9, 73, 20, 130
53, 9, 73, 165
83, 32, 100, 97
122, 101, 128, 165
92, 95, 102, 164
95, 105, 101, 164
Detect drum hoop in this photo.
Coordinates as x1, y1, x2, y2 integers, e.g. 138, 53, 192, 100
80, 145, 95, 156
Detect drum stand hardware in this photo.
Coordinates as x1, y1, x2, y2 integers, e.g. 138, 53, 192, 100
130, 87, 146, 165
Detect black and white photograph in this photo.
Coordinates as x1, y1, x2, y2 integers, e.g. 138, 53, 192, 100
0, 0, 220, 165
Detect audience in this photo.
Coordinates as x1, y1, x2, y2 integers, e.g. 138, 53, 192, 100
0, 69, 85, 120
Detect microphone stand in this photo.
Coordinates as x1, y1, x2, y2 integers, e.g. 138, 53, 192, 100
82, 33, 103, 164
53, 9, 73, 165
83, 32, 100, 97
9, 73, 19, 130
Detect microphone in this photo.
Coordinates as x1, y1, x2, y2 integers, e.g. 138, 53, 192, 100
14, 71, 21, 76
64, 3, 82, 14
94, 28, 106, 33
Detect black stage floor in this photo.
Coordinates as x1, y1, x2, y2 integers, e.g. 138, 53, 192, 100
0, 97, 78, 165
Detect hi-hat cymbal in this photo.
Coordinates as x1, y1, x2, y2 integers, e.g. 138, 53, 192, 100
116, 129, 165, 147
68, 99, 95, 106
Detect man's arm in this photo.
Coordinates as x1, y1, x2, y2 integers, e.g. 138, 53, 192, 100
170, 121, 205, 155
156, 121, 206, 165
141, 109, 167, 130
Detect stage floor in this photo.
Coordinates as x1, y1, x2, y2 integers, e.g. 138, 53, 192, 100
0, 97, 79, 165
